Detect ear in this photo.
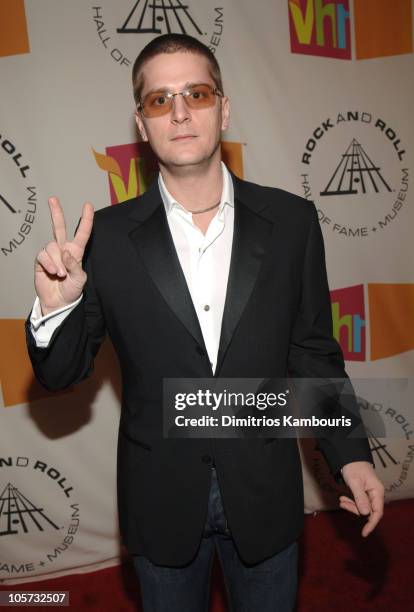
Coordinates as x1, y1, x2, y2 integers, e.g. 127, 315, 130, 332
220, 96, 230, 132
135, 112, 149, 142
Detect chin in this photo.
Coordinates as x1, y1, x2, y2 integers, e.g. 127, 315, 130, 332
163, 153, 211, 168
165, 147, 220, 168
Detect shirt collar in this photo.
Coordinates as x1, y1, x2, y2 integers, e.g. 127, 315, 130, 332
158, 161, 234, 217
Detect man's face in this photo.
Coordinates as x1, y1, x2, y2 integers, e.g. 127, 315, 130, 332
135, 52, 229, 170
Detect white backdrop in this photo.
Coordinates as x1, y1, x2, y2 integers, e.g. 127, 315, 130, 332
1, 0, 413, 583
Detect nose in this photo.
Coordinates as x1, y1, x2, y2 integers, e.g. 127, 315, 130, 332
170, 94, 191, 124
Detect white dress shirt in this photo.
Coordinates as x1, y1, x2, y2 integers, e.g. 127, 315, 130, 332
30, 162, 235, 374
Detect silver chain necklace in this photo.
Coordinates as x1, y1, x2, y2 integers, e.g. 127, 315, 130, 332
188, 200, 221, 214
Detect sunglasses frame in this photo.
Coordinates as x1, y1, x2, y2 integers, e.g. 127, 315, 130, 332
136, 83, 223, 118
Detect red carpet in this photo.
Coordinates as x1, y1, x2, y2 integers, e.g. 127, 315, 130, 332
1, 498, 412, 611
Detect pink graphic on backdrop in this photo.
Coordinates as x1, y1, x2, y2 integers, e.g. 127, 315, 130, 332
93, 142, 158, 205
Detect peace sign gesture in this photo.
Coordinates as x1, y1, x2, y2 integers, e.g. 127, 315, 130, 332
35, 197, 94, 315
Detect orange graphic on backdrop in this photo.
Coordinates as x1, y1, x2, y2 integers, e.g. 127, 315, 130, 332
221, 142, 244, 179
368, 284, 414, 360
0, 0, 30, 57
354, 0, 413, 59
0, 320, 56, 407
93, 149, 123, 177
0, 321, 119, 409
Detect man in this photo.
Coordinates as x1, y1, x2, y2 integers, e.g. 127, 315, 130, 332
27, 34, 384, 611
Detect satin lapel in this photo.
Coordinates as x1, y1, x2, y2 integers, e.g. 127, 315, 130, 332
128, 204, 208, 354
215, 198, 274, 375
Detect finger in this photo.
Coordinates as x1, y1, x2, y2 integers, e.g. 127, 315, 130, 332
73, 202, 94, 251
361, 506, 383, 537
347, 482, 371, 515
62, 250, 86, 282
36, 248, 59, 276
361, 508, 382, 537
44, 241, 66, 277
340, 498, 380, 536
48, 197, 67, 246
339, 496, 360, 516
361, 487, 384, 537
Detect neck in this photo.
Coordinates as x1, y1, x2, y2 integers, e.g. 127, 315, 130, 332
159, 156, 223, 213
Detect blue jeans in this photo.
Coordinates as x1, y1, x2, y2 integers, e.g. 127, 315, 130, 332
133, 468, 298, 611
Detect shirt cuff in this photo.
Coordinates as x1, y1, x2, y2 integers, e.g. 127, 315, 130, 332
30, 295, 82, 347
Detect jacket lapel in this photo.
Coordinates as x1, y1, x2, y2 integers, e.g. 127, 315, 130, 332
128, 181, 209, 356
215, 181, 274, 374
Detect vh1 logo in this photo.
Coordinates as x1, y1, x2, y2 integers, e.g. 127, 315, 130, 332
330, 283, 414, 361
331, 285, 365, 360
288, 0, 413, 60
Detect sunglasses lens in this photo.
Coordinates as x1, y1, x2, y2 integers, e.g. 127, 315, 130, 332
185, 84, 217, 109
143, 93, 173, 117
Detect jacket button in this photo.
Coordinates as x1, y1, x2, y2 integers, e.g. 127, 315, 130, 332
201, 454, 212, 464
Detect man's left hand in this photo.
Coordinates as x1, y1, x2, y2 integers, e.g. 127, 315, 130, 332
339, 461, 384, 537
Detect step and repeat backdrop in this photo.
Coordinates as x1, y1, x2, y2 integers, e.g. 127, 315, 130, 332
1, 0, 413, 583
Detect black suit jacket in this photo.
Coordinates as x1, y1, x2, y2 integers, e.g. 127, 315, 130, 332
26, 173, 372, 566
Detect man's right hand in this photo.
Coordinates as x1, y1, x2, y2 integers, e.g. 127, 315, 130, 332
35, 197, 94, 316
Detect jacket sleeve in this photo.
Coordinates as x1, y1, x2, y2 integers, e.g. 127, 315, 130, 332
25, 231, 106, 392
287, 203, 373, 479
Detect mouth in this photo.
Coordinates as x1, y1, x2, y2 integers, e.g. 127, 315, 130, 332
171, 135, 197, 141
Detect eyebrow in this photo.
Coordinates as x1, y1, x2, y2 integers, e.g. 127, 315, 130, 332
142, 81, 211, 97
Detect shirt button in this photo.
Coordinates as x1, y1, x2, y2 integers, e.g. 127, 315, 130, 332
201, 454, 212, 464
204, 304, 210, 311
